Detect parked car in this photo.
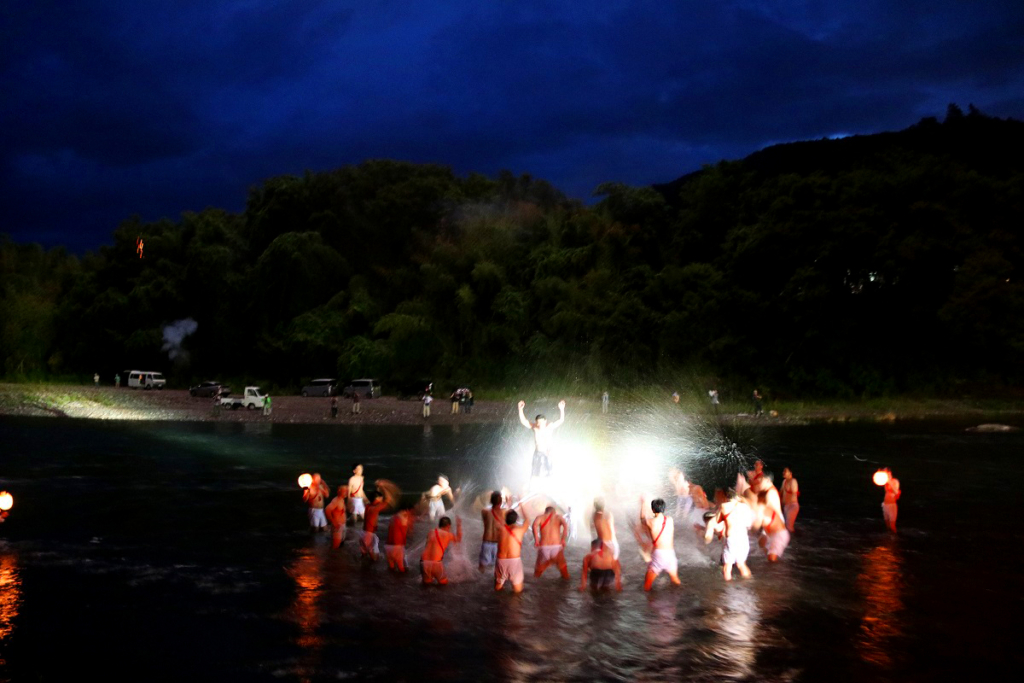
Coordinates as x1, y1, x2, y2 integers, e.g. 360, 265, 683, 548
190, 381, 229, 398
126, 370, 166, 390
343, 378, 381, 398
301, 378, 338, 397
219, 386, 267, 410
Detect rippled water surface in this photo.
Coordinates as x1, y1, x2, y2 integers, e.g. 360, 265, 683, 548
1, 415, 1022, 681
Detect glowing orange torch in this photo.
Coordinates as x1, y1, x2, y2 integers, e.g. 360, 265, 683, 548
0, 491, 12, 511
873, 469, 890, 486
136, 236, 145, 259
298, 473, 313, 489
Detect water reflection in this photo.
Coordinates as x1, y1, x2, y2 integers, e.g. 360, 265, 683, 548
856, 539, 904, 668
705, 582, 761, 679
286, 545, 326, 679
0, 549, 22, 673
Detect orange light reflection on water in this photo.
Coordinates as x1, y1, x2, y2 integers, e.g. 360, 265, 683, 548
0, 552, 22, 646
856, 541, 905, 668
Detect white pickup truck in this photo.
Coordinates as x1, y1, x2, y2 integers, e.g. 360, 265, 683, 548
219, 386, 267, 410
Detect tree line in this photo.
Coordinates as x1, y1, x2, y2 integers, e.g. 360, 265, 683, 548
2, 106, 1022, 398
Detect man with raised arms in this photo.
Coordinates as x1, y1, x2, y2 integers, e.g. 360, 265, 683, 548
348, 464, 367, 523
754, 475, 790, 562
781, 467, 800, 531
421, 516, 463, 585
360, 491, 388, 562
325, 484, 348, 548
579, 539, 622, 592
479, 490, 504, 572
532, 505, 570, 579
641, 497, 681, 591
705, 490, 754, 581
385, 505, 416, 572
882, 468, 900, 533
518, 399, 566, 478
424, 476, 455, 521
592, 497, 619, 560
495, 508, 531, 593
302, 473, 330, 532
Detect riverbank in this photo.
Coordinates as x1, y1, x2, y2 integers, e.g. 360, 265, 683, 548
1, 383, 1021, 427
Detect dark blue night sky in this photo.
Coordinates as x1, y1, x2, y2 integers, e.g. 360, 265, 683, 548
3, 1, 1023, 252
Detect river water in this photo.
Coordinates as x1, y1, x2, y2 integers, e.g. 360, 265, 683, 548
0, 414, 1022, 681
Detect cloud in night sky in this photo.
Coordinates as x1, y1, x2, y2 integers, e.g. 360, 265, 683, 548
2, 0, 1023, 251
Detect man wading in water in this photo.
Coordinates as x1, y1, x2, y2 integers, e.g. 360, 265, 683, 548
518, 399, 566, 478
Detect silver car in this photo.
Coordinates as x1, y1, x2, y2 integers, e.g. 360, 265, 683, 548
301, 378, 338, 397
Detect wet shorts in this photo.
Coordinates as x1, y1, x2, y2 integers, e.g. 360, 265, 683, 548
537, 545, 563, 563
766, 528, 790, 558
784, 503, 799, 524
495, 557, 525, 587
882, 502, 898, 525
360, 531, 380, 556
479, 541, 498, 567
308, 508, 328, 528
648, 548, 678, 575
428, 499, 445, 520
349, 497, 365, 516
420, 559, 448, 584
600, 539, 620, 560
723, 533, 750, 566
385, 544, 406, 568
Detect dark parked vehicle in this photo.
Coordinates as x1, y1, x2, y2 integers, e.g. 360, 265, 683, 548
343, 379, 381, 398
190, 381, 229, 398
301, 378, 338, 397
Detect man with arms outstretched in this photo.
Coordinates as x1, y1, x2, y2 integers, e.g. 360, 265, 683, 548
518, 399, 566, 478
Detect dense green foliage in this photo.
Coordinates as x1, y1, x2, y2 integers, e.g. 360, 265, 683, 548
3, 108, 1022, 397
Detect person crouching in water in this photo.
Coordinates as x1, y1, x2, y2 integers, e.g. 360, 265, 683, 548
420, 516, 462, 585
579, 539, 622, 592
641, 497, 681, 591
496, 508, 530, 593
705, 489, 754, 581
385, 505, 416, 572
754, 475, 790, 562
325, 484, 349, 548
532, 505, 570, 579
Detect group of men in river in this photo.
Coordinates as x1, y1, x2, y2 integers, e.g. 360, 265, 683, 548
300, 399, 901, 591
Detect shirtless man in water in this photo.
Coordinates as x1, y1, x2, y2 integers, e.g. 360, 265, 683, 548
754, 475, 789, 562
518, 399, 566, 478
579, 539, 622, 591
421, 516, 462, 585
781, 467, 800, 531
303, 473, 330, 532
348, 464, 368, 523
592, 498, 619, 560
479, 490, 504, 571
705, 490, 754, 581
641, 497, 681, 591
325, 484, 349, 548
385, 506, 415, 572
360, 491, 388, 561
882, 469, 900, 533
424, 476, 455, 521
495, 508, 530, 593
532, 506, 569, 579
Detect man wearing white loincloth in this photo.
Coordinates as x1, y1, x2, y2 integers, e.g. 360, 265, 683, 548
420, 516, 462, 585
531, 505, 569, 579
347, 463, 368, 523
881, 469, 900, 533
754, 475, 790, 562
641, 498, 681, 591
325, 484, 348, 548
424, 476, 455, 521
495, 509, 530, 593
706, 490, 754, 581
592, 497, 619, 560
302, 472, 330, 531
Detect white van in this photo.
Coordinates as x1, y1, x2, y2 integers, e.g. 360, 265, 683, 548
127, 370, 166, 390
